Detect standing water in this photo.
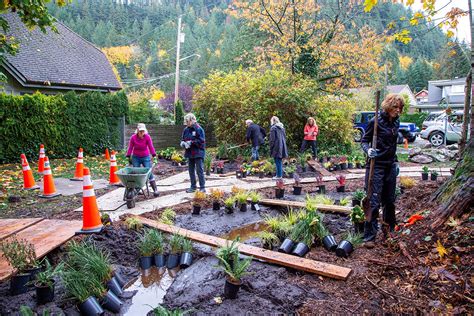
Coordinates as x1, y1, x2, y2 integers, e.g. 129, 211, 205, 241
221, 221, 268, 241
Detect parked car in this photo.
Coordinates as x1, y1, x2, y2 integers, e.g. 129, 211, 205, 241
421, 110, 463, 130
353, 111, 419, 144
420, 111, 467, 146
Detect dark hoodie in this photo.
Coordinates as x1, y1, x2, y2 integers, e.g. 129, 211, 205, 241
361, 111, 399, 165
269, 122, 288, 159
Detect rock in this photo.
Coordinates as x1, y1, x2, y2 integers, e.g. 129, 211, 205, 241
438, 148, 457, 159
447, 144, 459, 150
421, 142, 432, 149
425, 152, 448, 162
409, 154, 433, 164
408, 147, 422, 157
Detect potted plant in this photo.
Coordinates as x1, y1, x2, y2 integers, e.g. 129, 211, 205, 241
336, 175, 346, 192
160, 208, 176, 225
290, 225, 312, 257
315, 175, 326, 194
285, 164, 296, 178
167, 233, 182, 269
248, 191, 261, 211
235, 191, 249, 212
336, 232, 363, 258
275, 179, 285, 199
421, 166, 429, 181
63, 269, 105, 315
354, 154, 363, 169
216, 238, 240, 269
430, 170, 438, 181
171, 153, 184, 166
235, 165, 243, 179
323, 161, 331, 171
264, 216, 292, 242
224, 196, 235, 214
399, 176, 416, 194
34, 259, 63, 304
179, 237, 193, 269
204, 153, 213, 176
216, 161, 225, 174
316, 221, 337, 252
209, 188, 224, 210
216, 243, 252, 299
350, 205, 365, 234
293, 173, 303, 195
339, 156, 348, 170
192, 191, 206, 215
298, 153, 308, 172
347, 156, 354, 169
339, 196, 351, 206
255, 231, 279, 250
278, 233, 296, 254
0, 237, 37, 295
150, 230, 165, 268
320, 151, 329, 163
138, 230, 154, 270
352, 189, 366, 206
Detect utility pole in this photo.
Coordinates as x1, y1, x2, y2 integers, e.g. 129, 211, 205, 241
174, 15, 184, 123
469, 0, 474, 140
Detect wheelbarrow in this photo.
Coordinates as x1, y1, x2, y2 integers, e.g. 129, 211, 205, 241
115, 165, 154, 209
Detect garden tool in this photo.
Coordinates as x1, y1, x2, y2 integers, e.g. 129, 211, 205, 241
226, 143, 248, 150
362, 90, 380, 223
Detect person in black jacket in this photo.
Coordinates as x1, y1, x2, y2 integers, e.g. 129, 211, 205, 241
245, 119, 266, 161
361, 94, 404, 244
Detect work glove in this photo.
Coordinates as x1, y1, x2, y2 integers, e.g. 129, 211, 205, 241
127, 156, 132, 165
180, 141, 186, 148
153, 156, 158, 164
367, 148, 379, 159
184, 141, 192, 149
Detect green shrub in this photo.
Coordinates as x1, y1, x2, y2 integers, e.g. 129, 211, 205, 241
175, 100, 184, 125
399, 112, 428, 129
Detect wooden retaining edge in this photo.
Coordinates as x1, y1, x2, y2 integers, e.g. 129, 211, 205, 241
255, 198, 352, 215
136, 216, 352, 280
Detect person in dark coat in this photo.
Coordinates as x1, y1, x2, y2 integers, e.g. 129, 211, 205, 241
269, 116, 288, 179
245, 119, 266, 161
361, 93, 404, 244
181, 113, 206, 193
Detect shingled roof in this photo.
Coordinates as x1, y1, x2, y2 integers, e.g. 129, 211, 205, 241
1, 13, 122, 92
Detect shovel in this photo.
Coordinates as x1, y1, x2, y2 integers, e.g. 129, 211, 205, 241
362, 90, 381, 223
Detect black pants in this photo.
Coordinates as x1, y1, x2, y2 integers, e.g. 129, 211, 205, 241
188, 158, 205, 190
363, 162, 397, 241
300, 140, 317, 158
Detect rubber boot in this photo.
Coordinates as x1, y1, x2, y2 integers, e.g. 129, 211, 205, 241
149, 180, 160, 197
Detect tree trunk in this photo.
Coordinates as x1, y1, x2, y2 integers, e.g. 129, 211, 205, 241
459, 71, 471, 153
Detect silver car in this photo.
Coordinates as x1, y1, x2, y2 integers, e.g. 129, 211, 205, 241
420, 111, 466, 146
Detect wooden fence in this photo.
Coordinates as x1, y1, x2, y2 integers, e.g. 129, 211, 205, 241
123, 124, 217, 149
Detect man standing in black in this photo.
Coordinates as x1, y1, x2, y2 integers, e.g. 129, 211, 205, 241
361, 94, 404, 244
245, 119, 266, 161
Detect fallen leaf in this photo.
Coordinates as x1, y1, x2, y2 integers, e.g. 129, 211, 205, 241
213, 297, 222, 304
424, 235, 432, 241
436, 240, 448, 258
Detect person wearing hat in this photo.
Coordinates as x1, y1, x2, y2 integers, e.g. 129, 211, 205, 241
126, 123, 160, 197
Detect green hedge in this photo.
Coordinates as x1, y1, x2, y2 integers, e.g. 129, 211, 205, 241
0, 91, 128, 163
400, 112, 428, 129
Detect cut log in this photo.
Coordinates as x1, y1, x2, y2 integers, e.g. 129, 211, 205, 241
136, 216, 352, 280
255, 198, 351, 215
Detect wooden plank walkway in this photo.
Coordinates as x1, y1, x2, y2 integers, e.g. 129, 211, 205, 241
256, 198, 352, 215
0, 218, 44, 240
0, 219, 82, 281
137, 216, 352, 280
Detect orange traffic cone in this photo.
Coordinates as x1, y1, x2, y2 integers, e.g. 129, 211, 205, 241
38, 144, 45, 174
76, 167, 103, 234
21, 154, 39, 190
404, 138, 409, 150
109, 151, 121, 186
104, 148, 110, 161
39, 156, 60, 198
70, 148, 84, 181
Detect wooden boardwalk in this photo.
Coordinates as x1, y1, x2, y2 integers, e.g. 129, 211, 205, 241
0, 218, 82, 281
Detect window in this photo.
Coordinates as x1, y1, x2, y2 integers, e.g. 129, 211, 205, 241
451, 85, 464, 95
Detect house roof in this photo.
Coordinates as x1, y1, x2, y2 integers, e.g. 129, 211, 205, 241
428, 78, 466, 87
387, 84, 410, 94
1, 13, 121, 92
415, 89, 428, 97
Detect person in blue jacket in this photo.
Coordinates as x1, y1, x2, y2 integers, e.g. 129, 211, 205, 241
181, 113, 206, 193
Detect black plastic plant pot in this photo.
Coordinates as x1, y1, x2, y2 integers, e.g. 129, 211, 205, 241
302, 166, 307, 172
275, 188, 285, 199
341, 163, 348, 170
354, 222, 365, 234
167, 253, 180, 269
224, 278, 242, 299
242, 172, 247, 178
206, 170, 211, 176
218, 168, 224, 174
356, 162, 362, 169
293, 186, 302, 195
236, 171, 243, 179
335, 240, 354, 258
35, 281, 55, 304
139, 256, 153, 270
212, 202, 220, 211
101, 290, 123, 313
421, 173, 429, 181
25, 266, 41, 282
251, 202, 260, 211
348, 163, 354, 169
335, 165, 341, 171
225, 206, 234, 214
258, 172, 265, 179
322, 235, 337, 252
278, 238, 295, 254
154, 254, 166, 268
106, 277, 123, 297
317, 185, 326, 194
352, 199, 361, 207
431, 174, 438, 181
10, 273, 31, 295
192, 205, 201, 215
291, 242, 310, 257
240, 203, 247, 212
336, 186, 345, 193
179, 252, 193, 269
79, 296, 104, 316
113, 271, 127, 288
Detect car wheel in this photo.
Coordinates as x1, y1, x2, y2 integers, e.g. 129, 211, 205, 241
429, 131, 444, 147
353, 129, 363, 142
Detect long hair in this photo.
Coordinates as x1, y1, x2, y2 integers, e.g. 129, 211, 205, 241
382, 94, 405, 113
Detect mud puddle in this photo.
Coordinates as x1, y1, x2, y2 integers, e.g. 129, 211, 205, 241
221, 221, 268, 241
123, 267, 177, 315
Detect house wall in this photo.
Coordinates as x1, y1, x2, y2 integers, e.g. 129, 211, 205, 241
428, 83, 443, 103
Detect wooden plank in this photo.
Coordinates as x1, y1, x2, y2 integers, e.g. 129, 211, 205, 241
257, 198, 352, 215
0, 218, 44, 240
0, 220, 82, 281
137, 216, 352, 280
307, 160, 332, 176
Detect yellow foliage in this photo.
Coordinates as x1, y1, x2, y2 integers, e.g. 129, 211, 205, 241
363, 0, 378, 12
151, 89, 165, 101
102, 46, 134, 65
400, 176, 416, 188
436, 240, 447, 259
399, 56, 413, 70
157, 49, 168, 58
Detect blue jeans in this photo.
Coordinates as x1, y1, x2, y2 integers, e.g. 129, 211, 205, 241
188, 158, 205, 190
275, 158, 283, 178
131, 155, 155, 181
251, 146, 260, 161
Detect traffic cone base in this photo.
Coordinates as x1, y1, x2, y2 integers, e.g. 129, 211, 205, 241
77, 167, 103, 235
24, 185, 40, 191
39, 191, 61, 198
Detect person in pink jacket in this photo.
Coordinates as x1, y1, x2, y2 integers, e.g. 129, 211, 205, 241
300, 117, 318, 158
126, 123, 159, 197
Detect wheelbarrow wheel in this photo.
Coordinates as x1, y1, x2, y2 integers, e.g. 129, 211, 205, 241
127, 199, 135, 209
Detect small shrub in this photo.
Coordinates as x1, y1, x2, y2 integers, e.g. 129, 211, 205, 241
350, 206, 365, 224
125, 217, 143, 231
0, 237, 38, 272
400, 176, 416, 188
